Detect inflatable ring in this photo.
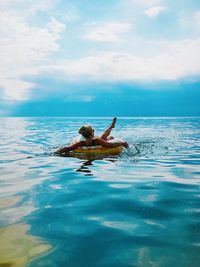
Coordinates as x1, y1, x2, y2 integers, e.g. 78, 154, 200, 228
72, 145, 123, 155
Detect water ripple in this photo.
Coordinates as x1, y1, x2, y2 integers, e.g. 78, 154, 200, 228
0, 117, 200, 267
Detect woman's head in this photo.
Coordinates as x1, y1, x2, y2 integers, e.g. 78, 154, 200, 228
79, 125, 94, 138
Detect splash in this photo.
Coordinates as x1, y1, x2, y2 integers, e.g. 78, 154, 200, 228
117, 138, 169, 163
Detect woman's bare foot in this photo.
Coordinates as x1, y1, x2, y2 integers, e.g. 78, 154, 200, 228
111, 117, 117, 128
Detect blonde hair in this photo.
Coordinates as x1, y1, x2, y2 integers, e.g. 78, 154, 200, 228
79, 125, 93, 138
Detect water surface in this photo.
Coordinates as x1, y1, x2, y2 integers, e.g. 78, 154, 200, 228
0, 117, 200, 267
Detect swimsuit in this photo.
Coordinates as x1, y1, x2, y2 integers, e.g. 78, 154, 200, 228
82, 138, 96, 147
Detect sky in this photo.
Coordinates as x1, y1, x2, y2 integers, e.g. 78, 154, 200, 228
0, 0, 200, 116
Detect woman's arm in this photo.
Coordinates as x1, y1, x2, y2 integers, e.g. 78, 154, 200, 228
55, 141, 85, 154
94, 138, 128, 148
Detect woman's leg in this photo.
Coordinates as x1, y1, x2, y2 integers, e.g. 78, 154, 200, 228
100, 117, 117, 140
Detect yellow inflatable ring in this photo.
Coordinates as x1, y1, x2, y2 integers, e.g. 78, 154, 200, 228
72, 145, 123, 155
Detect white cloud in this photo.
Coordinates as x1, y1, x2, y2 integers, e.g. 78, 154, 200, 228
141, 0, 161, 6
0, 79, 34, 101
27, 0, 57, 14
45, 38, 200, 82
1, 0, 200, 104
84, 22, 133, 43
144, 6, 166, 18
0, 0, 79, 22
0, 11, 65, 100
128, 0, 161, 7
64, 95, 95, 102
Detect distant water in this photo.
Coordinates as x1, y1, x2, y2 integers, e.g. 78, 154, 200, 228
0, 117, 200, 267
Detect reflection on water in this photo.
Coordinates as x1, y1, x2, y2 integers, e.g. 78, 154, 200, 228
0, 223, 51, 267
0, 117, 200, 267
76, 160, 94, 175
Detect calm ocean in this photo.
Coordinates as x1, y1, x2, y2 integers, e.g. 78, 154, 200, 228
0, 117, 200, 267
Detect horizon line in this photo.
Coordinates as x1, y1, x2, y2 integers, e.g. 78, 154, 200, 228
1, 116, 200, 119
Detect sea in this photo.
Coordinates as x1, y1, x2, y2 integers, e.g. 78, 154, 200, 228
0, 117, 200, 267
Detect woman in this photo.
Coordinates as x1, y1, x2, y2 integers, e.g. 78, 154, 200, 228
55, 117, 128, 155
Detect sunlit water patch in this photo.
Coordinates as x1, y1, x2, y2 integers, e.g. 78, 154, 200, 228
0, 117, 200, 267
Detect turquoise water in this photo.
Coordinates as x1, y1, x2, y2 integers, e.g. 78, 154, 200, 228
0, 117, 200, 267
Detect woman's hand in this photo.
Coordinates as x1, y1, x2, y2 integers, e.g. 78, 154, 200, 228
55, 141, 85, 154
122, 142, 129, 148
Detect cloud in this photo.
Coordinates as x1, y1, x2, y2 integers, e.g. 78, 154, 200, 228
144, 6, 166, 18
128, 0, 161, 8
83, 22, 133, 43
0, 79, 34, 101
1, 0, 200, 107
0, 0, 80, 22
141, 0, 161, 6
44, 37, 200, 82
0, 11, 65, 100
64, 95, 95, 102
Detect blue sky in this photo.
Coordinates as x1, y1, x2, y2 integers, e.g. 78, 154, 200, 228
0, 0, 200, 116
